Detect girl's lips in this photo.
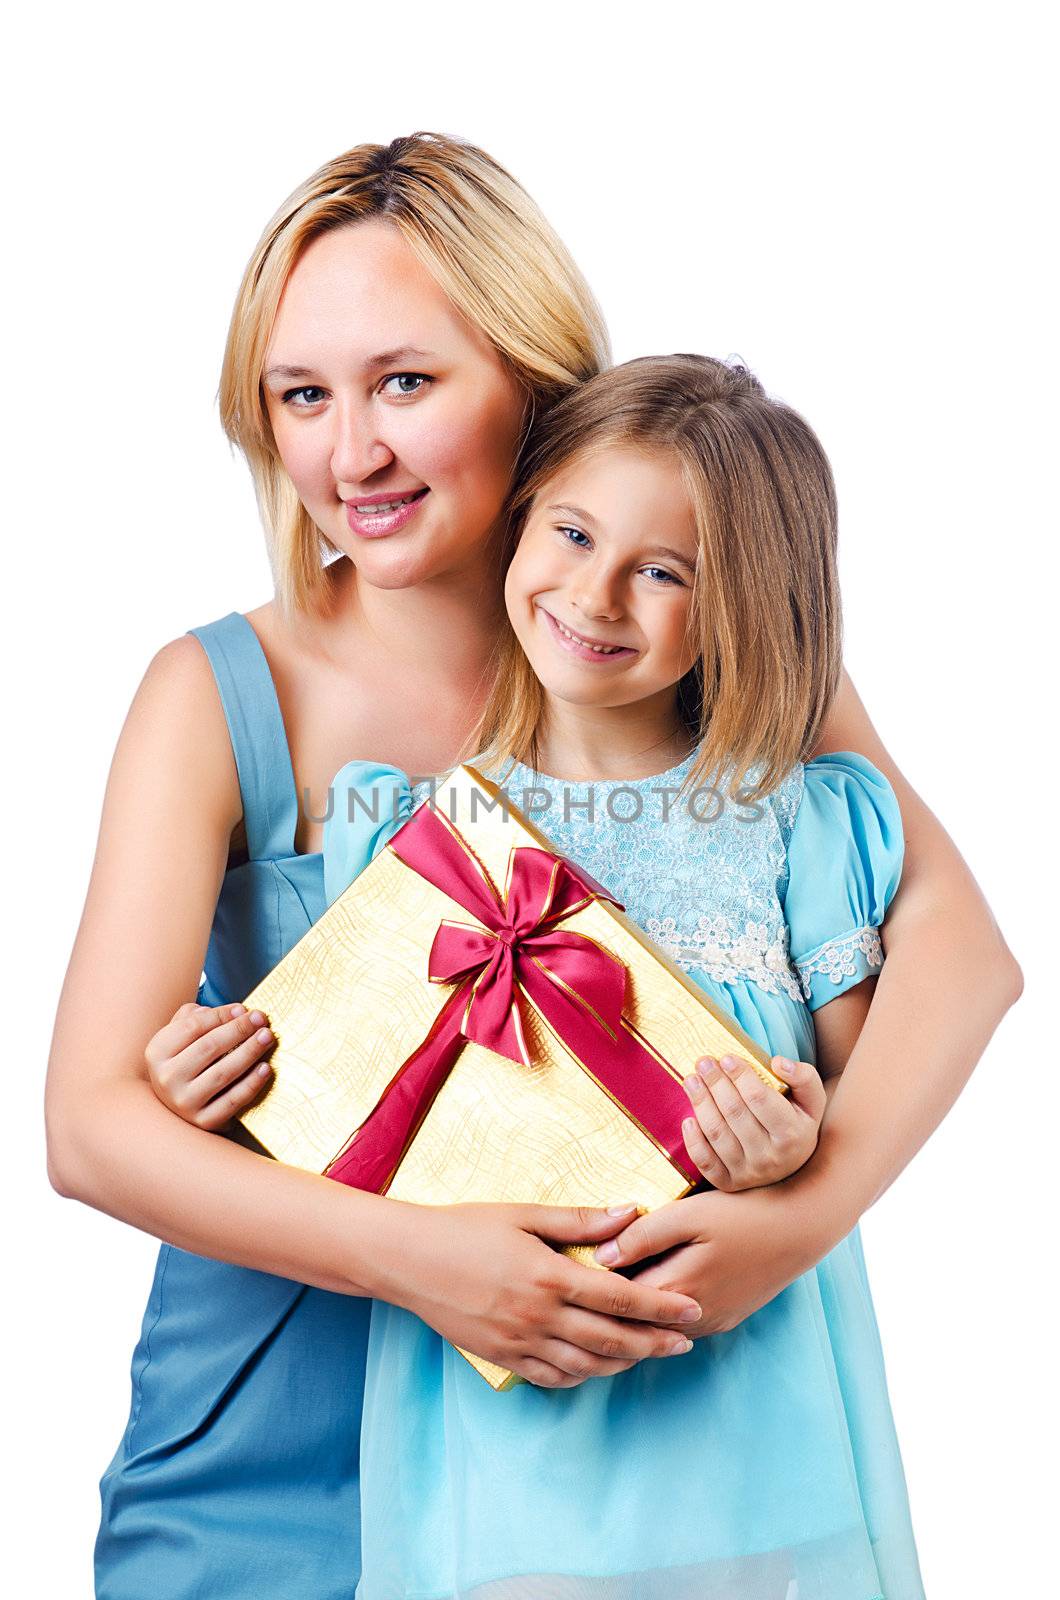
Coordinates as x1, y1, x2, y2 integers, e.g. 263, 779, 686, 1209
344, 487, 430, 539
538, 606, 638, 664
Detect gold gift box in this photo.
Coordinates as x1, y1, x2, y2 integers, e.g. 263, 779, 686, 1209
239, 764, 786, 1389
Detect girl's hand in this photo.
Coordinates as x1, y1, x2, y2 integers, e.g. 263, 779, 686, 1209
596, 1185, 830, 1340
681, 1053, 826, 1191
378, 1200, 705, 1389
144, 1002, 276, 1131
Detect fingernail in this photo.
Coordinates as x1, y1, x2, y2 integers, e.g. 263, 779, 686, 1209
249, 1010, 266, 1026
667, 1337, 694, 1355
256, 1063, 272, 1077
697, 1057, 718, 1079
256, 1027, 273, 1043
721, 1056, 741, 1072
595, 1241, 620, 1264
679, 1303, 703, 1323
229, 1005, 245, 1018
606, 1203, 637, 1216
683, 1073, 705, 1102
773, 1056, 794, 1071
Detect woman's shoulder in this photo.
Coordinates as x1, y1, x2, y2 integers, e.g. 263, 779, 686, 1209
132, 628, 244, 834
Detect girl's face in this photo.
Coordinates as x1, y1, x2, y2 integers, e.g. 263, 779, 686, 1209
263, 220, 529, 591
504, 445, 700, 714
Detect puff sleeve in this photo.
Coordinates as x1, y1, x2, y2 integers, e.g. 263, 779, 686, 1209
322, 759, 416, 908
781, 751, 904, 1012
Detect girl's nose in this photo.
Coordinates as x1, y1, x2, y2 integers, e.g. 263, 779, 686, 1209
571, 567, 624, 621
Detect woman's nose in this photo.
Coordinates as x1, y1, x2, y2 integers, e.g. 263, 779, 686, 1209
330, 404, 394, 485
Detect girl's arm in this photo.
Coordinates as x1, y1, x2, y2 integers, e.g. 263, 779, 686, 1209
44, 637, 702, 1385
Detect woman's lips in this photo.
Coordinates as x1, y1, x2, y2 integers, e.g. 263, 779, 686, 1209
538, 606, 638, 663
344, 487, 430, 539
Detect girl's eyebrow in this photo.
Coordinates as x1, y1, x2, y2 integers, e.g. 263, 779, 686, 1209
548, 502, 599, 527
549, 503, 696, 573
648, 546, 697, 573
263, 346, 435, 384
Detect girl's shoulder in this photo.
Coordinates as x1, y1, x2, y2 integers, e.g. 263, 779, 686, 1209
780, 751, 905, 1010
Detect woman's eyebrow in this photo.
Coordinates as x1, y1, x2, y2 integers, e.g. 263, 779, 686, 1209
263, 364, 317, 383
362, 345, 435, 371
263, 347, 436, 384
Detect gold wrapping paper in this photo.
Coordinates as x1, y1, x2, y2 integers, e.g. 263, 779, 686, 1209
238, 764, 786, 1389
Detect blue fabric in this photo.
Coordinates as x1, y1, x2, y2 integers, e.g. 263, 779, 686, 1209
784, 752, 904, 1012
95, 612, 371, 1600
321, 750, 924, 1599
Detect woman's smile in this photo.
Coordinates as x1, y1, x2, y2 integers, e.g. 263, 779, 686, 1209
343, 486, 431, 539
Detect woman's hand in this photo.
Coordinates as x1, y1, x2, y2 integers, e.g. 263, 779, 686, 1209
373, 1199, 705, 1389
145, 1001, 276, 1131
594, 1185, 830, 1340
681, 1053, 826, 1191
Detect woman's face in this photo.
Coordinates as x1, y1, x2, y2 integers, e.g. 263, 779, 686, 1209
504, 444, 700, 715
263, 220, 529, 591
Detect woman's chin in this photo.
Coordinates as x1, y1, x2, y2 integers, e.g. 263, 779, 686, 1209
342, 546, 453, 593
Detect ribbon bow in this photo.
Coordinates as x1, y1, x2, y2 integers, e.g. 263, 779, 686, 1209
428, 840, 627, 1066
326, 799, 701, 1194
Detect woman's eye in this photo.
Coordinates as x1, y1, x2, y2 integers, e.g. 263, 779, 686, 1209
282, 386, 327, 408
379, 373, 432, 398
558, 525, 592, 548
641, 565, 683, 586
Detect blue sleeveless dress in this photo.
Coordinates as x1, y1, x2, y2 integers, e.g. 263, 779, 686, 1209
95, 611, 371, 1600
323, 751, 927, 1600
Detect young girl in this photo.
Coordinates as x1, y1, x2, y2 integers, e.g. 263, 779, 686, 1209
147, 353, 924, 1597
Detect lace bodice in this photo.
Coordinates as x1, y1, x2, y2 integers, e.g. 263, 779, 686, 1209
483, 753, 815, 1003
326, 748, 902, 1015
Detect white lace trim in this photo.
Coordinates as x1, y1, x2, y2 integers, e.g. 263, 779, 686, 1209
645, 913, 807, 1004
794, 924, 883, 994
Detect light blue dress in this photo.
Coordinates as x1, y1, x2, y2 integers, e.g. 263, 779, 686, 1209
95, 612, 372, 1599
323, 749, 927, 1600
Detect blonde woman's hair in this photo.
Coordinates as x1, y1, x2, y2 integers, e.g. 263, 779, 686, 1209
219, 131, 611, 616
476, 355, 843, 802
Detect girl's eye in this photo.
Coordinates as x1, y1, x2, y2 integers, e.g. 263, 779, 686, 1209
379, 373, 432, 398
558, 525, 592, 548
641, 565, 684, 586
282, 385, 327, 408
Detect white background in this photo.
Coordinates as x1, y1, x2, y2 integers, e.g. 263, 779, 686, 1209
4, 3, 1053, 1594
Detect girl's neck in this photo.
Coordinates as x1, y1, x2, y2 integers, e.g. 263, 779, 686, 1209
530, 693, 694, 782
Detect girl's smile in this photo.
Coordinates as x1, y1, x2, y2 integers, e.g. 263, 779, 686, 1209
535, 604, 639, 661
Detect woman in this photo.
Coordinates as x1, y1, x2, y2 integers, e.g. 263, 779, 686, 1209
45, 133, 1022, 1598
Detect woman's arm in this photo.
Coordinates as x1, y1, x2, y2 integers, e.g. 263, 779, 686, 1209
803, 669, 1023, 1225
44, 635, 400, 1292
598, 671, 1022, 1330
45, 637, 700, 1384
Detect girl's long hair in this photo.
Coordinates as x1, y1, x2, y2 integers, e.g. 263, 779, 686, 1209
475, 355, 843, 802
220, 131, 610, 617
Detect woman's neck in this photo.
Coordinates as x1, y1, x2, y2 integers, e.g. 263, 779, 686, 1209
310, 554, 506, 687
530, 692, 694, 782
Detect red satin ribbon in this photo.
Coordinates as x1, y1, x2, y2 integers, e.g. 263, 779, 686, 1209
325, 799, 701, 1193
